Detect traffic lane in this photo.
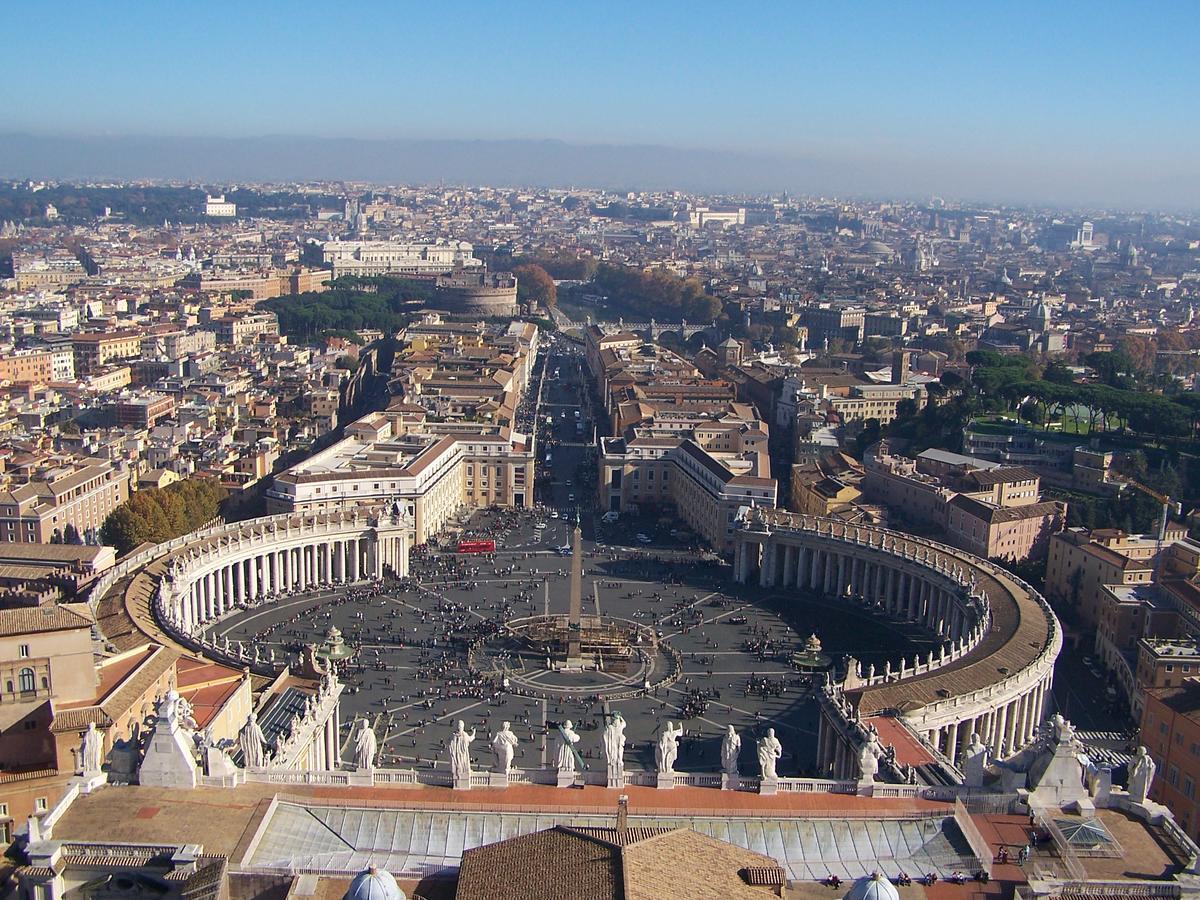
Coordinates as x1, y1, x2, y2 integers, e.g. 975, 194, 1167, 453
1050, 644, 1135, 734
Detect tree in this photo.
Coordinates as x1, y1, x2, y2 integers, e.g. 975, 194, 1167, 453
100, 477, 228, 555
100, 507, 149, 554
62, 523, 82, 545
512, 264, 557, 309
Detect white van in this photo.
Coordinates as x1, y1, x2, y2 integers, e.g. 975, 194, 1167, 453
601, 511, 620, 524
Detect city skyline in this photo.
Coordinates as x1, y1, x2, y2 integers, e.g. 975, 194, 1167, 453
3, 1, 1198, 208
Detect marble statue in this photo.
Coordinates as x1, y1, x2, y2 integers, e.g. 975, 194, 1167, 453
757, 728, 783, 780
238, 712, 267, 769
1051, 713, 1078, 747
655, 721, 683, 774
353, 718, 378, 770
603, 713, 627, 785
137, 690, 199, 789
720, 725, 741, 776
555, 720, 580, 773
858, 731, 880, 783
1128, 745, 1157, 804
81, 721, 104, 773
491, 722, 519, 774
962, 731, 989, 787
449, 720, 476, 782
176, 695, 198, 731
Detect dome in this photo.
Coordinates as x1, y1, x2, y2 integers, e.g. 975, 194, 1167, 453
861, 240, 893, 256
345, 866, 404, 900
843, 872, 900, 900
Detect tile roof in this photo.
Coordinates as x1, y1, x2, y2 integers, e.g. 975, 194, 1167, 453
0, 602, 94, 638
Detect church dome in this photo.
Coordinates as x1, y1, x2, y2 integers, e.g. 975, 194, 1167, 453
843, 872, 900, 900
345, 866, 404, 900
861, 240, 893, 257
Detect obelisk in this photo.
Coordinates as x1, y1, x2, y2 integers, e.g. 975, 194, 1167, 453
565, 510, 583, 666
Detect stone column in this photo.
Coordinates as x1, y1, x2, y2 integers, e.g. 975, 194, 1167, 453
349, 539, 360, 582
207, 571, 217, 620
946, 720, 960, 765
367, 538, 379, 579
991, 705, 1007, 757
1006, 699, 1021, 755
836, 554, 847, 598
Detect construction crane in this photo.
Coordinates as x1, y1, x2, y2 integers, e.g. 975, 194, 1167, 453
1126, 479, 1177, 544
1124, 481, 1182, 584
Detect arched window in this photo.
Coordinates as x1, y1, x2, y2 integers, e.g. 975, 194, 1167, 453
18, 668, 35, 693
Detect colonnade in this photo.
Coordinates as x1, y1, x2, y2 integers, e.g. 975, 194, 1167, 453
735, 509, 1061, 776
925, 673, 1053, 765
176, 536, 376, 633
155, 510, 411, 638
741, 537, 972, 644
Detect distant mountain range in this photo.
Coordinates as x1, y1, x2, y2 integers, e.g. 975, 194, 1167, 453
0, 132, 1194, 210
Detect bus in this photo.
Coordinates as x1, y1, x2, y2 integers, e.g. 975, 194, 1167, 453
457, 539, 496, 554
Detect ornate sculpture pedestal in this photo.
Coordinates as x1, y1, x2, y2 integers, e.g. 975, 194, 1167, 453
721, 774, 740, 791
453, 773, 472, 791
759, 777, 779, 796
607, 775, 625, 790
857, 779, 875, 797
487, 772, 510, 788
557, 770, 576, 788
656, 772, 675, 790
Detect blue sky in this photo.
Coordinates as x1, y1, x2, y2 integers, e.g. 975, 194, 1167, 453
4, 2, 1198, 203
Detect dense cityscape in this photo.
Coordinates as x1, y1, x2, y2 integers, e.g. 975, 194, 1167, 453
3, 3, 1200, 899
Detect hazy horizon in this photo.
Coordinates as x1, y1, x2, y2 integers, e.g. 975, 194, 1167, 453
3, 2, 1198, 210
1, 131, 1196, 212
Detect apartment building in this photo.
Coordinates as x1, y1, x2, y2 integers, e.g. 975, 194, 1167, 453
0, 458, 131, 544
0, 348, 74, 384
1142, 680, 1200, 840
598, 408, 777, 553
828, 383, 927, 426
210, 312, 279, 345
265, 411, 534, 544
863, 442, 1065, 562
72, 331, 142, 376
1044, 528, 1173, 630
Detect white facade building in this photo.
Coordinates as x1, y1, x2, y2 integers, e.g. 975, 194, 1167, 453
321, 240, 482, 278
204, 195, 237, 217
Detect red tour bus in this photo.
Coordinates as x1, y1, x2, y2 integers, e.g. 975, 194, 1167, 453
457, 539, 496, 554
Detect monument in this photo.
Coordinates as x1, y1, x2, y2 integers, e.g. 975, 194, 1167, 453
857, 728, 880, 788
491, 721, 519, 780
555, 720, 581, 787
1128, 745, 1157, 804
564, 512, 584, 668
238, 712, 268, 769
353, 718, 378, 771
962, 731, 989, 787
720, 725, 741, 790
449, 720, 475, 790
80, 721, 105, 775
138, 691, 198, 789
655, 721, 683, 788
603, 712, 627, 789
757, 728, 783, 795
